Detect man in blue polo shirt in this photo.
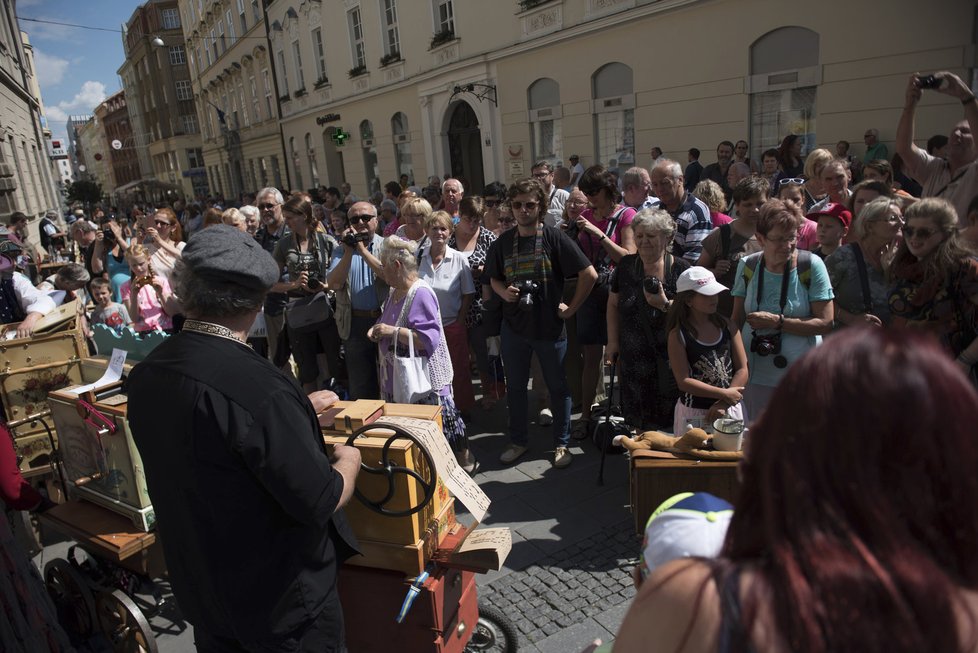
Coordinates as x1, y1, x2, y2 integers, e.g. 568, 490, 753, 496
650, 159, 714, 263
327, 201, 389, 399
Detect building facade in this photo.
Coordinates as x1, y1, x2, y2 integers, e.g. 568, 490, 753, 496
75, 117, 114, 196
177, 0, 286, 199
118, 0, 208, 203
254, 0, 974, 199
0, 5, 61, 225
94, 91, 143, 197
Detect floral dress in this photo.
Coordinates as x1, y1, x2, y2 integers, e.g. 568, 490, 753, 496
448, 226, 497, 328
610, 253, 690, 430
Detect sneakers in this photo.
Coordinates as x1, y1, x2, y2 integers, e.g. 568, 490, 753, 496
538, 408, 553, 426
553, 446, 572, 469
499, 444, 528, 465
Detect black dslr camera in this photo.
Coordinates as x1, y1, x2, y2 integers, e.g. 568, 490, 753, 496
291, 252, 324, 289
750, 331, 787, 368
342, 231, 372, 248
514, 280, 540, 312
642, 276, 661, 295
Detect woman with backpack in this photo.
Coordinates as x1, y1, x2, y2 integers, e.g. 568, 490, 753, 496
730, 200, 834, 422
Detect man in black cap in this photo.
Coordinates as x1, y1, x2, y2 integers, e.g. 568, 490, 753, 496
127, 225, 361, 652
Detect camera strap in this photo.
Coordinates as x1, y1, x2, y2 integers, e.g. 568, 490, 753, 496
754, 254, 792, 317
508, 225, 545, 283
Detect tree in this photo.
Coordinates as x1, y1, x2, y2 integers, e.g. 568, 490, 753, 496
66, 180, 102, 205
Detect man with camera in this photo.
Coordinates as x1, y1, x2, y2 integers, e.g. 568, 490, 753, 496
896, 70, 978, 224
485, 178, 597, 468
327, 201, 389, 399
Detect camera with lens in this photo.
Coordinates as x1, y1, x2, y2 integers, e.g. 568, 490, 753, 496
918, 74, 943, 90
514, 280, 540, 312
642, 276, 661, 295
342, 231, 372, 248
102, 228, 117, 245
291, 252, 324, 289
751, 331, 788, 368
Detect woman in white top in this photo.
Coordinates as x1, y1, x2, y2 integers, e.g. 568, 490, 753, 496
143, 207, 186, 284
419, 211, 476, 424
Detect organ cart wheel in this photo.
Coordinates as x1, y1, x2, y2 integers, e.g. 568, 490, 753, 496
346, 422, 437, 517
464, 602, 519, 652
96, 588, 159, 653
44, 558, 98, 638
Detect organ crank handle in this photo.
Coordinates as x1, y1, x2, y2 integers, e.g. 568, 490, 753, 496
345, 422, 437, 517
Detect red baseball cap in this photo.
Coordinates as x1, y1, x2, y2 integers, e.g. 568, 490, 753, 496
806, 202, 852, 229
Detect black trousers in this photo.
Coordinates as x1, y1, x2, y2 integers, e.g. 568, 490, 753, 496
194, 591, 346, 653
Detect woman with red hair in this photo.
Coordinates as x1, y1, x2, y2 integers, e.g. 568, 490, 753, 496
612, 328, 978, 653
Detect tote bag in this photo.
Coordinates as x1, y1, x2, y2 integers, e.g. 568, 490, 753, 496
391, 281, 433, 403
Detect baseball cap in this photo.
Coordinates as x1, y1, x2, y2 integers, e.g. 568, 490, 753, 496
806, 202, 852, 229
639, 492, 733, 579
676, 266, 728, 295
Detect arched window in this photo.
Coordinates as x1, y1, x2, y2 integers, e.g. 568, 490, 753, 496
591, 63, 634, 168
305, 133, 319, 187
528, 78, 562, 165
391, 112, 413, 185
748, 27, 820, 161
360, 119, 380, 195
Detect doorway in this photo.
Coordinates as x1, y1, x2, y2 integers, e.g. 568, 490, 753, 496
447, 102, 485, 194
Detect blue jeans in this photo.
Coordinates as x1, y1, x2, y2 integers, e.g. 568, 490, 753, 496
500, 321, 570, 447
344, 315, 380, 400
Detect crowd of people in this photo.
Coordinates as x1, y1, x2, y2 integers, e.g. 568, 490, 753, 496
2, 69, 978, 653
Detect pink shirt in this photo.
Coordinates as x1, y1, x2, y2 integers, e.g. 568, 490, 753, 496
121, 276, 174, 332
797, 218, 818, 251
710, 211, 733, 228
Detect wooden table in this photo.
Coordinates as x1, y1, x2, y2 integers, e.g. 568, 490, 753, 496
630, 450, 740, 534
39, 500, 165, 577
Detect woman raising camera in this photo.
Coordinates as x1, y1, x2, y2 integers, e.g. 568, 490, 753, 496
731, 200, 834, 422
606, 208, 689, 431
272, 196, 342, 392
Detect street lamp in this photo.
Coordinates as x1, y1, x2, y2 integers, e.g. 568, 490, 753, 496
151, 36, 165, 47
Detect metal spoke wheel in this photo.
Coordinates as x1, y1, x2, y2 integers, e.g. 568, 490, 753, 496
96, 588, 158, 653
44, 558, 97, 638
464, 602, 519, 652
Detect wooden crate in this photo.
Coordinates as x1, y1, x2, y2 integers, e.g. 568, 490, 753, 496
631, 450, 739, 534
322, 400, 446, 545
345, 500, 457, 575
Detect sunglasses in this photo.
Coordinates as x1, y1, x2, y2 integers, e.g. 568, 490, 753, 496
777, 178, 805, 188
348, 214, 373, 224
484, 199, 501, 207
510, 201, 539, 211
258, 203, 278, 211
903, 226, 940, 239
154, 220, 173, 228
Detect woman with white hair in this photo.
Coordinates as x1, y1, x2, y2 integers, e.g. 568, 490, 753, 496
367, 236, 476, 474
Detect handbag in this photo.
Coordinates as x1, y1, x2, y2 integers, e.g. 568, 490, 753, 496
285, 291, 333, 333
390, 282, 433, 403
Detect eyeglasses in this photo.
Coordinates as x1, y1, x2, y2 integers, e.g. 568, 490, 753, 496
567, 199, 588, 206
258, 203, 278, 211
348, 214, 374, 224
765, 234, 798, 245
484, 199, 501, 208
531, 172, 551, 179
154, 220, 173, 228
510, 201, 539, 211
903, 226, 940, 239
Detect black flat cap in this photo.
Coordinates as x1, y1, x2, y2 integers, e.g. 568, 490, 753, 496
182, 225, 279, 290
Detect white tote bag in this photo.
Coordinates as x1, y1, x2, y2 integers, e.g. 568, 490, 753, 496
390, 282, 433, 404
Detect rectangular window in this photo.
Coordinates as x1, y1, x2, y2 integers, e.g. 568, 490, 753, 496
276, 50, 289, 95
238, 84, 248, 127
161, 8, 180, 29
237, 0, 247, 33
251, 0, 261, 23
168, 45, 186, 65
262, 69, 273, 117
181, 114, 199, 134
217, 21, 225, 54
175, 79, 193, 101
531, 119, 562, 164
348, 8, 365, 69
226, 10, 235, 45
382, 0, 399, 55
434, 0, 454, 33
312, 28, 326, 81
209, 29, 218, 61
250, 75, 261, 122
594, 108, 635, 170
187, 148, 204, 169
292, 40, 304, 90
